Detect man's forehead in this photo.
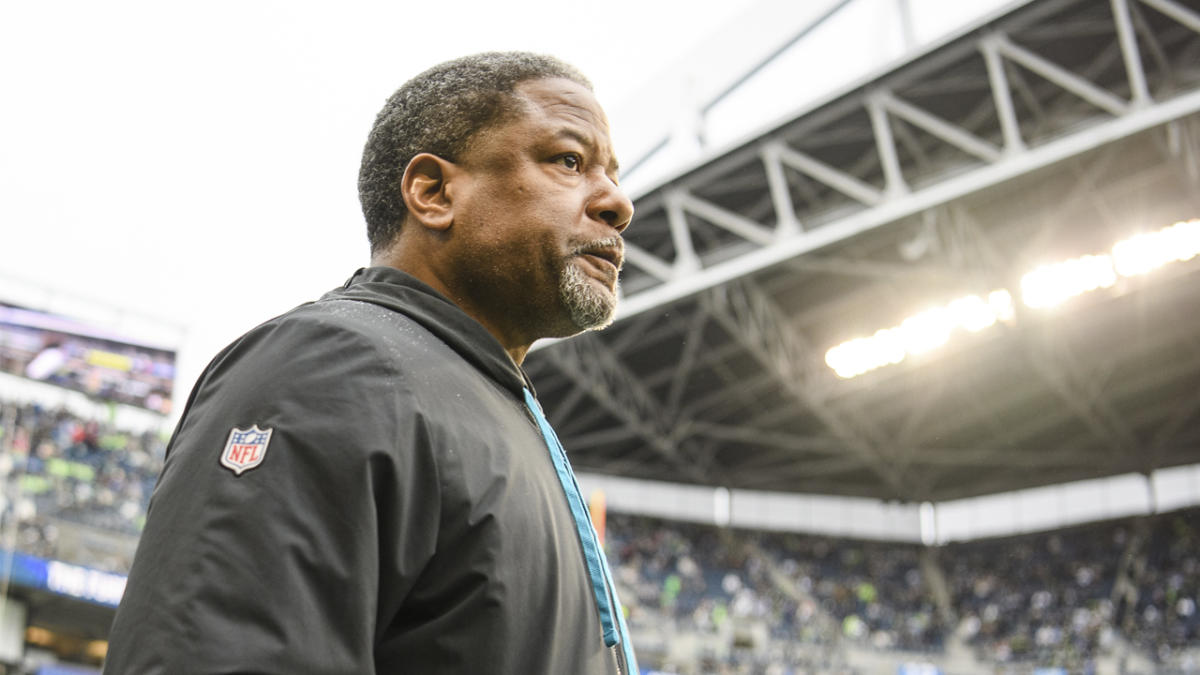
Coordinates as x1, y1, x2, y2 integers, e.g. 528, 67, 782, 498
515, 77, 608, 126
515, 78, 619, 173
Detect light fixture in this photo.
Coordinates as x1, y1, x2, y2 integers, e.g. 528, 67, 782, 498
824, 219, 1198, 378
1019, 254, 1116, 309
1112, 219, 1200, 277
824, 290, 1013, 378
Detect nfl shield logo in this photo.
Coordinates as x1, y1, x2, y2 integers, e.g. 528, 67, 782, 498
220, 425, 273, 475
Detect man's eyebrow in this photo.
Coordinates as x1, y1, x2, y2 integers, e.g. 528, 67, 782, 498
554, 127, 621, 177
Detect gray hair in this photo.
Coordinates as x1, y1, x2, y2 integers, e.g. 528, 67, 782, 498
358, 51, 592, 254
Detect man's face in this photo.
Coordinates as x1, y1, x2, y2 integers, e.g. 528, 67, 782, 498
445, 77, 634, 344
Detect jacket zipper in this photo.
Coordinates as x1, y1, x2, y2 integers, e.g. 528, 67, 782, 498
524, 394, 628, 675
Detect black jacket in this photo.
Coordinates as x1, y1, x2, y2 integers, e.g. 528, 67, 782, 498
104, 267, 627, 674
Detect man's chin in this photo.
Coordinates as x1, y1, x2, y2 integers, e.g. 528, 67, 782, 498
568, 297, 616, 333
578, 311, 615, 332
560, 266, 618, 332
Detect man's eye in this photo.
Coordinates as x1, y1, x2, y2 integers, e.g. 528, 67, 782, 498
555, 154, 582, 172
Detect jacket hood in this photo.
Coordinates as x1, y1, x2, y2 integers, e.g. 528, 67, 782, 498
325, 267, 533, 397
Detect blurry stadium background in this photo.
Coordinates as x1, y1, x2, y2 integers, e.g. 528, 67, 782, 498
3, 0, 1200, 672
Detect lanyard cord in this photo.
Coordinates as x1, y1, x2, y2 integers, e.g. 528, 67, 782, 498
523, 388, 638, 673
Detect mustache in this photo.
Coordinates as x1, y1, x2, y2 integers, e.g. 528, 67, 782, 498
571, 236, 625, 270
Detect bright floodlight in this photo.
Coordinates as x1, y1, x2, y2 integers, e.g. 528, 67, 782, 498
899, 308, 953, 354
1020, 254, 1117, 309
824, 329, 905, 379
826, 219, 1198, 379
988, 290, 1015, 322
948, 295, 996, 332
825, 290, 1012, 378
1112, 219, 1200, 277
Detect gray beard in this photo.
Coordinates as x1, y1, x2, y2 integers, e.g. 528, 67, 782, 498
559, 260, 618, 331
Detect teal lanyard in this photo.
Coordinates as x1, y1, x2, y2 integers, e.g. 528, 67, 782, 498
523, 388, 638, 673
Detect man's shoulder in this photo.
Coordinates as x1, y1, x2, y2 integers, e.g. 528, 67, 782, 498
265, 297, 441, 353
195, 298, 436, 392
200, 294, 498, 412
259, 297, 479, 386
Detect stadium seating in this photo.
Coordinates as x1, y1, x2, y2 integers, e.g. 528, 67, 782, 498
1, 398, 163, 573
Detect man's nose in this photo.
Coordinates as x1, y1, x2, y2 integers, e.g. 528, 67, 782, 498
590, 179, 634, 233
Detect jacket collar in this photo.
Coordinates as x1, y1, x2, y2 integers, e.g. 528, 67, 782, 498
326, 266, 533, 398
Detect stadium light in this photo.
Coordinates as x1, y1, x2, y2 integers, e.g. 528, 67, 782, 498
825, 219, 1197, 379
824, 290, 1013, 379
1112, 218, 1200, 277
1019, 254, 1116, 309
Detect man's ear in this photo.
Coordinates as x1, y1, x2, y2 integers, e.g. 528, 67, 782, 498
401, 153, 458, 231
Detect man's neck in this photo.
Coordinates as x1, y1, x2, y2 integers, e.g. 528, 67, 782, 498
370, 251, 534, 366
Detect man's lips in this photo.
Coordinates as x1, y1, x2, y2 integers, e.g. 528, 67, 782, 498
573, 240, 624, 289
576, 252, 620, 284
580, 250, 622, 272
573, 240, 624, 272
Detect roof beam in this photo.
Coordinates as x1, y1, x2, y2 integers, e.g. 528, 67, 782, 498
1113, 0, 1153, 106
982, 34, 1026, 153
675, 189, 777, 246
664, 307, 711, 421
992, 34, 1131, 116
1138, 0, 1200, 35
702, 279, 909, 495
542, 333, 708, 482
770, 141, 884, 207
877, 91, 1002, 162
685, 422, 843, 455
1023, 335, 1140, 458
617, 87, 1200, 325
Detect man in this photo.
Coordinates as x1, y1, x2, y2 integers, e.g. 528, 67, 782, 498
104, 52, 637, 674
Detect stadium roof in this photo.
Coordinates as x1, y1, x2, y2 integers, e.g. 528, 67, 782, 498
524, 0, 1200, 503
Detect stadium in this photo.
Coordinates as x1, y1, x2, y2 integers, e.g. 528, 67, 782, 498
2, 0, 1200, 672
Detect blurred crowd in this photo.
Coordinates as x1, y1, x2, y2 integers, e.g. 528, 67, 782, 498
1128, 508, 1200, 664
1, 393, 1197, 673
0, 397, 165, 572
942, 519, 1123, 669
607, 509, 1198, 673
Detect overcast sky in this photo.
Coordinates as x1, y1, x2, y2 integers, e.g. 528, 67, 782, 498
0, 0, 1009, 398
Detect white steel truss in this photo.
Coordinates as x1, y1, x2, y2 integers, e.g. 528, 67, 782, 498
615, 0, 1200, 321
